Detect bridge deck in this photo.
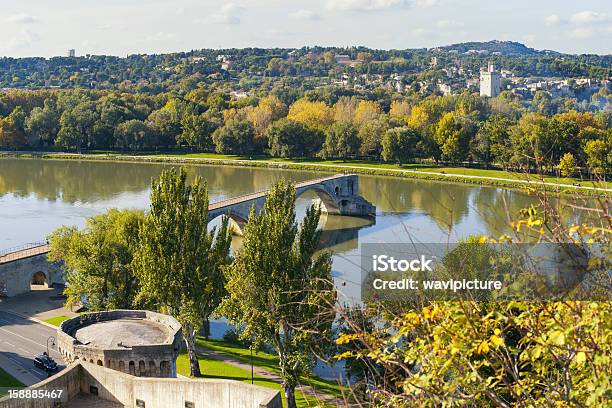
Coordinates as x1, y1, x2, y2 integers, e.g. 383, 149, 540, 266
208, 173, 350, 211
0, 244, 51, 264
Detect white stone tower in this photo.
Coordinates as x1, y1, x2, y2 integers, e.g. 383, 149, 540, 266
479, 63, 501, 97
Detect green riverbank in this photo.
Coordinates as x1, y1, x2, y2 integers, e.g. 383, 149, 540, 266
2, 151, 610, 195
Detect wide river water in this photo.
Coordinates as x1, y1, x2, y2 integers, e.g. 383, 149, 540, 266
0, 157, 589, 304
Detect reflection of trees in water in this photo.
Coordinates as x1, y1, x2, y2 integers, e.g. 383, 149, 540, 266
0, 158, 314, 204
359, 176, 472, 231
473, 187, 595, 238
472, 188, 519, 237
0, 158, 168, 202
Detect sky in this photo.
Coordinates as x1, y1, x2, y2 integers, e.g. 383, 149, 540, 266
1, 0, 611, 57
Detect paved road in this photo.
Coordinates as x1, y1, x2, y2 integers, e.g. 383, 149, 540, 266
0, 311, 64, 386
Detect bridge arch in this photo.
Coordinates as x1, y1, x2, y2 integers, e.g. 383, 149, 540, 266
296, 185, 341, 215
31, 271, 48, 287
208, 212, 249, 236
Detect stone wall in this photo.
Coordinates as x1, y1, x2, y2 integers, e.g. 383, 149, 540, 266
0, 362, 282, 408
0, 254, 64, 297
0, 363, 81, 408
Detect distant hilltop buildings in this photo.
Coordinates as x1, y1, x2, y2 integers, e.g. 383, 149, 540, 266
67, 49, 75, 57
479, 63, 501, 97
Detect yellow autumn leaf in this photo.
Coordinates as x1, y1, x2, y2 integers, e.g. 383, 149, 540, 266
575, 351, 586, 365
490, 335, 504, 347
549, 330, 565, 346
477, 341, 490, 354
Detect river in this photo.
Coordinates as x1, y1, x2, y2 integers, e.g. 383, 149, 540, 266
0, 157, 591, 377
0, 157, 589, 302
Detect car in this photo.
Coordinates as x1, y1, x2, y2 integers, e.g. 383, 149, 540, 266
33, 353, 58, 372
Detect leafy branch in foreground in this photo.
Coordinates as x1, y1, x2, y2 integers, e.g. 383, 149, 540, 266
333, 188, 611, 407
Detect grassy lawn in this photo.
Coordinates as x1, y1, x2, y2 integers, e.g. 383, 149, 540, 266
5, 151, 609, 190
196, 338, 347, 401
63, 151, 611, 190
0, 367, 24, 397
43, 315, 70, 326
176, 351, 335, 408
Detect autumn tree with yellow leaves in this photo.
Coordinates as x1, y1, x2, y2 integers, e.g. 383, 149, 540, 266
333, 189, 611, 407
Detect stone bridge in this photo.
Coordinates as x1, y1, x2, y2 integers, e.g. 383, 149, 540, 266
0, 242, 64, 297
207, 173, 376, 235
0, 174, 374, 297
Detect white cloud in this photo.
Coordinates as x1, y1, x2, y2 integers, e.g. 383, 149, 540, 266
326, 0, 436, 12
210, 3, 243, 24
2, 27, 40, 52
414, 0, 437, 7
544, 14, 561, 26
6, 13, 39, 24
437, 19, 464, 29
289, 9, 321, 20
570, 27, 595, 39
570, 11, 609, 25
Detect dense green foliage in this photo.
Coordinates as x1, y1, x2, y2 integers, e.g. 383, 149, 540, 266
1, 87, 610, 177
48, 209, 144, 310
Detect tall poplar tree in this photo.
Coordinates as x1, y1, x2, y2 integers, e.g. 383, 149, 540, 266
134, 167, 231, 377
219, 180, 336, 408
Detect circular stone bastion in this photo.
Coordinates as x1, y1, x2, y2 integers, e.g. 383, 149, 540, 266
58, 310, 183, 378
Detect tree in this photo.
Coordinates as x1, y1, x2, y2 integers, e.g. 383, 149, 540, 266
266, 118, 319, 158
219, 180, 335, 408
56, 101, 99, 151
333, 96, 359, 124
532, 91, 555, 115
134, 168, 232, 377
246, 95, 288, 151
212, 119, 255, 154
434, 112, 469, 163
557, 152, 577, 177
336, 300, 611, 407
509, 113, 554, 170
381, 126, 419, 164
358, 117, 389, 157
583, 139, 610, 175
320, 122, 360, 159
48, 209, 144, 310
247, 95, 288, 135
353, 100, 382, 127
389, 100, 411, 121
178, 113, 216, 150
287, 98, 333, 131
471, 115, 513, 167
25, 100, 60, 147
114, 119, 153, 150
0, 107, 27, 149
146, 108, 181, 147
